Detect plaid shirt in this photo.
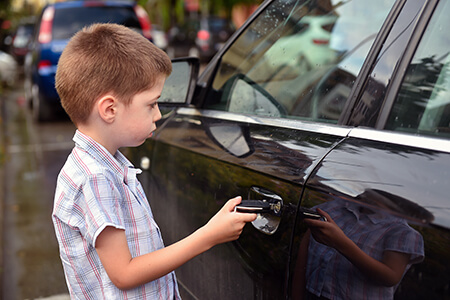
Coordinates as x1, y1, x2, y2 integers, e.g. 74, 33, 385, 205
305, 200, 424, 300
52, 130, 180, 299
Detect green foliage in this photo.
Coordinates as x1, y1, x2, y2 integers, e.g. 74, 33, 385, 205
144, 0, 262, 30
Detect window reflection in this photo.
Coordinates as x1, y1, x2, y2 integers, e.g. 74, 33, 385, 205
207, 0, 395, 122
386, 1, 450, 139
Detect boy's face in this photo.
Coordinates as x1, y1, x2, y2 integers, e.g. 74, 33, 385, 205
114, 76, 165, 148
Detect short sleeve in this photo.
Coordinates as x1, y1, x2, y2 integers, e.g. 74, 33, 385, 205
73, 172, 125, 247
384, 223, 425, 264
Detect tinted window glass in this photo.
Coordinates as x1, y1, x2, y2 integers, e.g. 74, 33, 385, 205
386, 1, 450, 139
208, 18, 230, 32
206, 0, 395, 122
52, 6, 141, 40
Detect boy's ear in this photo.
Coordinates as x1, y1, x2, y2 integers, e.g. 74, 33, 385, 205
97, 95, 117, 123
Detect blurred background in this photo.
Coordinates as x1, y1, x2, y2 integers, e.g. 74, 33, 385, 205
0, 0, 263, 63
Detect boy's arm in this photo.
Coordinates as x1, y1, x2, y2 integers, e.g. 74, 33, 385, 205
305, 208, 410, 287
95, 196, 256, 290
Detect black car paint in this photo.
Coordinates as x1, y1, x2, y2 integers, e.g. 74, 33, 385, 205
300, 133, 450, 299
128, 114, 348, 298
126, 0, 450, 298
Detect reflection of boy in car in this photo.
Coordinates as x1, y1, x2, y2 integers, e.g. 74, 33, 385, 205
52, 23, 256, 299
293, 200, 424, 299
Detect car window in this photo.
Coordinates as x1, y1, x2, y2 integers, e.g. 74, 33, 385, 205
385, 0, 450, 139
205, 0, 395, 122
52, 6, 141, 40
207, 18, 232, 32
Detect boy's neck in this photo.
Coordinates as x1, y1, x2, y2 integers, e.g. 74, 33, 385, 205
77, 125, 118, 155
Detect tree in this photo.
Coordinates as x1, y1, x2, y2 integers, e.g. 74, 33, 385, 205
143, 0, 261, 30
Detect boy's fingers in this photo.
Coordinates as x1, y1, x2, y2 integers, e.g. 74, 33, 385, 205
242, 213, 257, 222
223, 196, 256, 222
226, 196, 242, 212
235, 210, 257, 222
316, 208, 330, 219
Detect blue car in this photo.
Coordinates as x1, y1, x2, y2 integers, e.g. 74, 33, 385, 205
24, 0, 153, 122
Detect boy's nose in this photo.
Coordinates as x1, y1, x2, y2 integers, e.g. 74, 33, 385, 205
154, 106, 162, 122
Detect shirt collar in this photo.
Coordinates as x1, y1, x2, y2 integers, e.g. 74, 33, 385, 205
73, 130, 141, 180
343, 200, 401, 225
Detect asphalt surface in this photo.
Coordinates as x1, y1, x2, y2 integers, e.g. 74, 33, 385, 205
1, 79, 72, 300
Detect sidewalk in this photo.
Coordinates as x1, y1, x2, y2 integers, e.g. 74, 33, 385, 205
0, 86, 6, 300
0, 82, 71, 299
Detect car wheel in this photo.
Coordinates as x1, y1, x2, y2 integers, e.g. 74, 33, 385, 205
31, 84, 52, 122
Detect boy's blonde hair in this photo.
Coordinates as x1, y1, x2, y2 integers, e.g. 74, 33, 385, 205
55, 23, 172, 125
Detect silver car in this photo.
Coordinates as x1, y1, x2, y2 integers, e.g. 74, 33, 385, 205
0, 50, 17, 87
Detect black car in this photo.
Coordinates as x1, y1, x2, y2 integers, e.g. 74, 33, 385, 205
127, 0, 450, 299
166, 16, 234, 62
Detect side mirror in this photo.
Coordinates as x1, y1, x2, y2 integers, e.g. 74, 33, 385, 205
159, 57, 200, 105
222, 73, 286, 117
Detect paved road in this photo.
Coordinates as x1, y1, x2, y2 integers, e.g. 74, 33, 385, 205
1, 79, 73, 300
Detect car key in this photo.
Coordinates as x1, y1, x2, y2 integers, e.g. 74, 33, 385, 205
235, 200, 272, 214
299, 207, 327, 222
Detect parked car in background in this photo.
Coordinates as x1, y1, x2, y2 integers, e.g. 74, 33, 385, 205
0, 50, 17, 86
126, 0, 450, 299
151, 24, 168, 51
24, 0, 152, 122
10, 19, 35, 66
166, 15, 234, 62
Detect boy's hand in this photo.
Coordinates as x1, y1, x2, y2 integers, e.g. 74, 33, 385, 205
201, 196, 257, 247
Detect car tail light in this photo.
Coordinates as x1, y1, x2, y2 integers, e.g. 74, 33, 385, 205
197, 29, 210, 41
38, 60, 51, 70
313, 39, 329, 45
38, 59, 53, 75
38, 6, 54, 44
134, 5, 152, 40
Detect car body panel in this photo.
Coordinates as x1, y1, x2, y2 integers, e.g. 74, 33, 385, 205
293, 130, 450, 298
126, 0, 450, 298
129, 108, 349, 298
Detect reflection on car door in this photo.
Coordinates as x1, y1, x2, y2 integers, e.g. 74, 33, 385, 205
292, 132, 450, 299
132, 0, 399, 298
138, 109, 349, 298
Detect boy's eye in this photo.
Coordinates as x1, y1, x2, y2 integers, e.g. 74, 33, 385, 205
150, 102, 158, 109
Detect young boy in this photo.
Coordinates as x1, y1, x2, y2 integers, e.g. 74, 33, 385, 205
52, 23, 256, 299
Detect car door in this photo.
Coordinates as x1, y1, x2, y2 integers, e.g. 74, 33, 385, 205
289, 0, 450, 299
128, 0, 398, 299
